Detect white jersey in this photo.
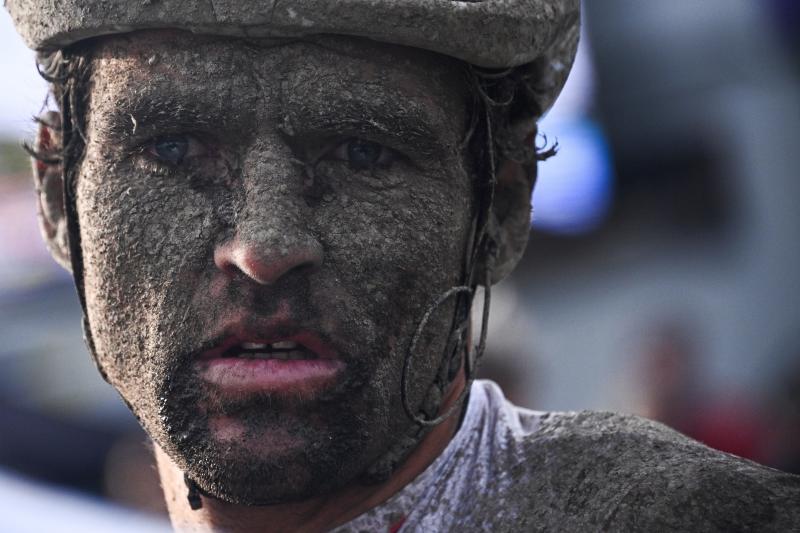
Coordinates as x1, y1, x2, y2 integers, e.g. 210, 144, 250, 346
336, 380, 800, 532
335, 380, 540, 532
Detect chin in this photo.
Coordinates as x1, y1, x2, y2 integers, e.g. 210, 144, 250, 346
162, 405, 379, 505
146, 351, 409, 505
207, 415, 305, 455
183, 440, 360, 505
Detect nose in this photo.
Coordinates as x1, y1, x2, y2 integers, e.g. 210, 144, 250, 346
215, 138, 325, 286
214, 229, 323, 286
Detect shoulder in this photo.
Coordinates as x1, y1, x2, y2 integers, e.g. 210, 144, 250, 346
464, 384, 800, 532
502, 409, 800, 531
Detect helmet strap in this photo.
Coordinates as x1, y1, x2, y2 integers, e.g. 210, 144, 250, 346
57, 63, 107, 383
364, 91, 500, 481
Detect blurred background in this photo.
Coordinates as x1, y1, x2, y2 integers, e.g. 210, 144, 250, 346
1, 0, 798, 528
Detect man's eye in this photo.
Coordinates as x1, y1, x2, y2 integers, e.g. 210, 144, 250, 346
146, 135, 205, 165
328, 139, 395, 171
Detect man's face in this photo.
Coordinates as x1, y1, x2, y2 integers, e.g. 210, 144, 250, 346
76, 31, 474, 504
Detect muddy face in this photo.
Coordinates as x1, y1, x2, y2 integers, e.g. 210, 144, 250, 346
77, 31, 474, 504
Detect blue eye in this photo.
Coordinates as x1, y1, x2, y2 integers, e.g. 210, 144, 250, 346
347, 140, 383, 170
328, 138, 394, 171
152, 136, 189, 165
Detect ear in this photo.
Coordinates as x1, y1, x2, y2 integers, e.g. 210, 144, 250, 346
32, 111, 71, 271
472, 117, 538, 285
482, 154, 535, 284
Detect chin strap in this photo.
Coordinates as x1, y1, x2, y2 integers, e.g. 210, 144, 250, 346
185, 473, 204, 510
399, 246, 495, 428
361, 235, 496, 484
59, 75, 106, 383
363, 90, 501, 482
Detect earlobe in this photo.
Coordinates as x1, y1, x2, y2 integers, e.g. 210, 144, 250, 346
32, 111, 72, 271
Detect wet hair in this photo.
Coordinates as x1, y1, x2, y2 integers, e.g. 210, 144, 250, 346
25, 45, 94, 198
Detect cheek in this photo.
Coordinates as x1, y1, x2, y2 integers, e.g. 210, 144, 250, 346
313, 162, 472, 293
309, 163, 473, 381
76, 158, 221, 386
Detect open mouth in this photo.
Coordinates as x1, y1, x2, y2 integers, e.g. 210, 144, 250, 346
221, 341, 319, 361
195, 332, 344, 397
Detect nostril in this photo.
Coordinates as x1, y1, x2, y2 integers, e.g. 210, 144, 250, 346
214, 238, 323, 286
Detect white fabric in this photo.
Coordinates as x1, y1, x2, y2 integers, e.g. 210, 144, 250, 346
334, 380, 543, 532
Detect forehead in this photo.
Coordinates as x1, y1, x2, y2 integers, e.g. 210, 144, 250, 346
86, 31, 469, 140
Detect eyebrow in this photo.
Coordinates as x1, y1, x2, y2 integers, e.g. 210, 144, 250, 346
286, 92, 456, 158
299, 111, 442, 158
93, 90, 248, 144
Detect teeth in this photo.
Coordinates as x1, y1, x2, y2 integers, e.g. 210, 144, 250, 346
252, 352, 277, 359
271, 341, 298, 350
237, 350, 316, 361
239, 341, 299, 351
241, 342, 268, 350
230, 340, 313, 360
244, 350, 310, 360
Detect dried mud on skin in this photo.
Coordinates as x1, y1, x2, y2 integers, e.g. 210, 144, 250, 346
76, 32, 476, 504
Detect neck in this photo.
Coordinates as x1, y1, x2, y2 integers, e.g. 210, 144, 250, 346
155, 372, 466, 532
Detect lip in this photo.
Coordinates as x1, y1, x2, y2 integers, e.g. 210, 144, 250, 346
195, 327, 345, 397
